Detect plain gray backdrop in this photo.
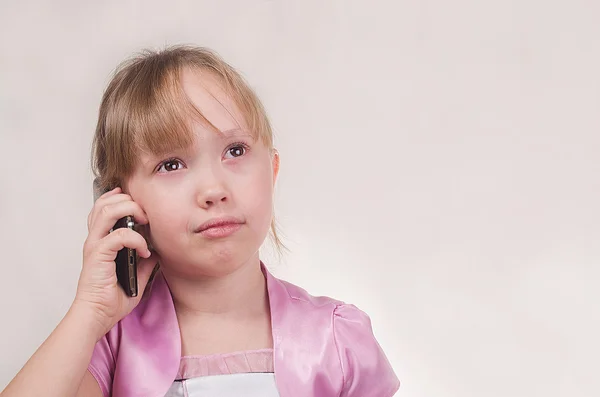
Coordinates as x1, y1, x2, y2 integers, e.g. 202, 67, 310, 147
0, 1, 599, 396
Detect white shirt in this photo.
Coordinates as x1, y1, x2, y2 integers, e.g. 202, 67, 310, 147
165, 373, 280, 397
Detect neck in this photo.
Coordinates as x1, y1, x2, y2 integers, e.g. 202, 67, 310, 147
161, 256, 269, 319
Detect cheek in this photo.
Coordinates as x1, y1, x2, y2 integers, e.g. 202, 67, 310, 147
240, 165, 274, 230
142, 198, 189, 245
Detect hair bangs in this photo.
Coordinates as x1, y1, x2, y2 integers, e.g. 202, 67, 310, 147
129, 68, 197, 158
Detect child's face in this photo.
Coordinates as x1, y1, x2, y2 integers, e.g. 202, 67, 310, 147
125, 68, 279, 277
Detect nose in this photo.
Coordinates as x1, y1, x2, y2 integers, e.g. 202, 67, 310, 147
199, 188, 228, 208
195, 166, 229, 209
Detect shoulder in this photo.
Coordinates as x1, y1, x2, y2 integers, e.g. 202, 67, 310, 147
272, 274, 373, 330
274, 277, 400, 396
277, 276, 345, 307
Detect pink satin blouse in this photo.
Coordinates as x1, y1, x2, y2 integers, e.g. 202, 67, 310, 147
88, 263, 400, 397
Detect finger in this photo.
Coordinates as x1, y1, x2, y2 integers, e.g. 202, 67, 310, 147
95, 193, 148, 224
95, 228, 151, 261
95, 191, 131, 207
87, 210, 93, 232
97, 186, 121, 201
89, 192, 133, 225
88, 187, 122, 230
88, 201, 149, 242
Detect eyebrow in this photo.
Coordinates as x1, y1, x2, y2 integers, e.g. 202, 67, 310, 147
139, 128, 255, 166
219, 127, 254, 139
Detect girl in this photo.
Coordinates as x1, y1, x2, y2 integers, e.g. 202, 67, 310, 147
2, 45, 399, 397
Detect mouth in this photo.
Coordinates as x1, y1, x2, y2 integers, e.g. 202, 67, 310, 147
194, 216, 245, 238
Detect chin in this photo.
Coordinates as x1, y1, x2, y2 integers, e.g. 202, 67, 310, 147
173, 245, 258, 278
153, 230, 264, 278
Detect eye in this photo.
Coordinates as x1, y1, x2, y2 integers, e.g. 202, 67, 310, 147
224, 143, 248, 159
157, 158, 184, 173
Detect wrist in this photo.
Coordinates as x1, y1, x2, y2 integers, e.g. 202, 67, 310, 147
68, 300, 110, 342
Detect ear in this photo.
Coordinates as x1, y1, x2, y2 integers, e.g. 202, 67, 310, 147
271, 148, 280, 185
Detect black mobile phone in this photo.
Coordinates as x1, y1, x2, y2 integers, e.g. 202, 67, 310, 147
93, 178, 138, 297
112, 215, 138, 297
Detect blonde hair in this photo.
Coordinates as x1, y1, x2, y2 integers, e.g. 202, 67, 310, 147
91, 45, 285, 254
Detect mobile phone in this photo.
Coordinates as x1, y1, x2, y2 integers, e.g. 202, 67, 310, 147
112, 215, 138, 297
92, 179, 138, 297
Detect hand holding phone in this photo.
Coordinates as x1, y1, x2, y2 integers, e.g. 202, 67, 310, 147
93, 179, 142, 297
73, 180, 156, 339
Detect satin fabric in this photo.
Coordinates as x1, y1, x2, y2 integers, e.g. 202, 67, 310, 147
89, 263, 400, 397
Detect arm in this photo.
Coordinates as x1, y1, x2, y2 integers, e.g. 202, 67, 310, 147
1, 304, 103, 397
77, 372, 104, 397
2, 187, 157, 397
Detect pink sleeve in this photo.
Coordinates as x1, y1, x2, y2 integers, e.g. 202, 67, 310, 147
87, 331, 117, 397
333, 304, 400, 397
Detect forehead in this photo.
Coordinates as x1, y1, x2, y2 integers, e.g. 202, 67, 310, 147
133, 66, 255, 164
134, 68, 256, 168
181, 67, 248, 133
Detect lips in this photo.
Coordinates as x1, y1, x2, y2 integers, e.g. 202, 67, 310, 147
195, 216, 245, 238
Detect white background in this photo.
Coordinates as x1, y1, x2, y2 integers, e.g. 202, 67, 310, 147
1, 1, 599, 396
